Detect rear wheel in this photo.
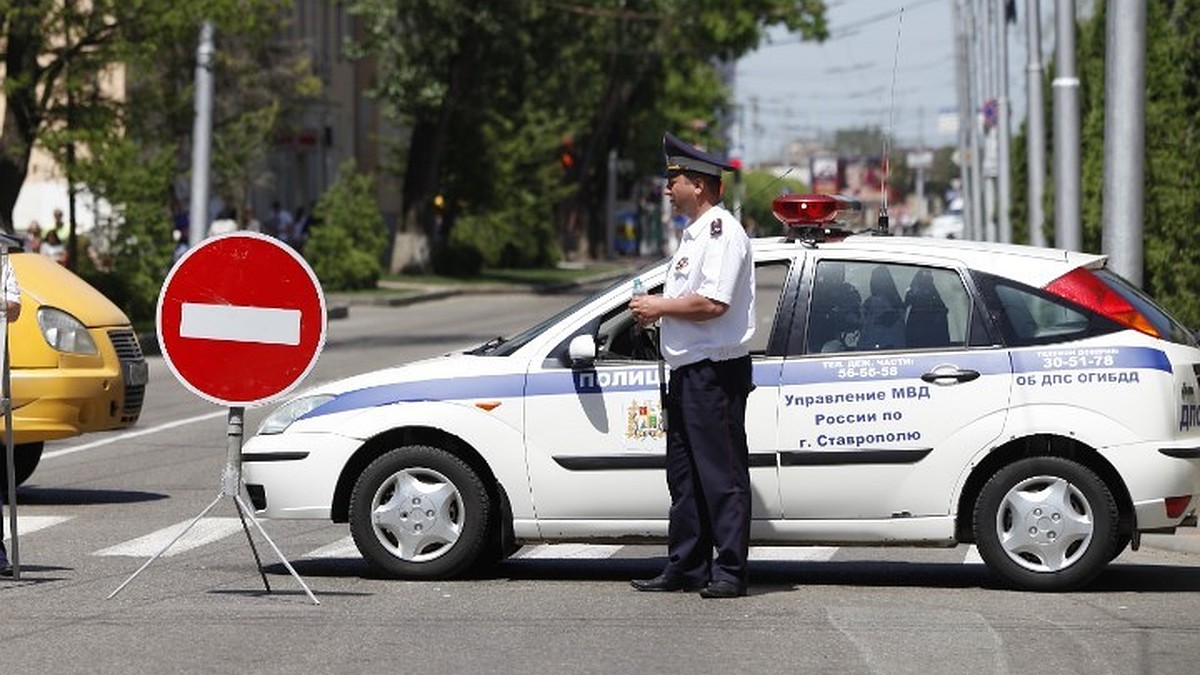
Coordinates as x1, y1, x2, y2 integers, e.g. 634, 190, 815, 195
0, 442, 43, 490
349, 445, 492, 579
973, 456, 1119, 591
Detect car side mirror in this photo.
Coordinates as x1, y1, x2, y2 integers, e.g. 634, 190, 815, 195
567, 334, 596, 368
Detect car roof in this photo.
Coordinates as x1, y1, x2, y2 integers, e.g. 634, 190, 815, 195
750, 234, 1107, 286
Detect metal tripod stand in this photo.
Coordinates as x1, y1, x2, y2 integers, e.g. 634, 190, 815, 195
108, 406, 318, 604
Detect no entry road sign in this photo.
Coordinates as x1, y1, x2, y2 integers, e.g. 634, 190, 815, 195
157, 232, 327, 407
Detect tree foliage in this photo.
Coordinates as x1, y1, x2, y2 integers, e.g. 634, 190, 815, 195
305, 160, 387, 291
345, 0, 829, 267
1013, 0, 1200, 326
1, 0, 320, 322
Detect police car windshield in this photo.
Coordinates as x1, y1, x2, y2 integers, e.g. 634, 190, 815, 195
484, 261, 664, 357
1095, 269, 1199, 347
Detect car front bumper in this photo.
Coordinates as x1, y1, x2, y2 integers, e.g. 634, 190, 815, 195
241, 432, 362, 520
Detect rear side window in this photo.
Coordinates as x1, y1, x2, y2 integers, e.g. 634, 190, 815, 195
973, 272, 1122, 347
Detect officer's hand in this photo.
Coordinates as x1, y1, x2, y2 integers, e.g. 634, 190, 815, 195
629, 295, 660, 327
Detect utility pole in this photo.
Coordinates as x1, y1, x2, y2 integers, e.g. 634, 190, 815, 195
954, 1, 974, 237
1102, 0, 1145, 286
1053, 0, 1081, 251
189, 21, 215, 248
980, 0, 997, 242
1025, 0, 1047, 247
966, 1, 985, 240
996, 0, 1013, 244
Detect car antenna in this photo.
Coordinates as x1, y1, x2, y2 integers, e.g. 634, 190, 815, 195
876, 6, 906, 237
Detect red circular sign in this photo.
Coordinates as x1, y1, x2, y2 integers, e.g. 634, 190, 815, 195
157, 232, 327, 407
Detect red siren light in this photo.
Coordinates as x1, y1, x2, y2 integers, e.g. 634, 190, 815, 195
772, 194, 863, 227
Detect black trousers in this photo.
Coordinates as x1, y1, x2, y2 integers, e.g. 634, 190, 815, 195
662, 356, 752, 587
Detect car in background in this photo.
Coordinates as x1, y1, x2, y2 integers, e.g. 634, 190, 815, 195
924, 197, 965, 239
2, 252, 147, 485
241, 201, 1200, 591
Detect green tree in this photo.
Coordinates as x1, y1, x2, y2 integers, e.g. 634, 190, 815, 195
345, 0, 828, 269
2, 0, 320, 321
739, 169, 807, 237
1018, 0, 1200, 326
305, 160, 387, 291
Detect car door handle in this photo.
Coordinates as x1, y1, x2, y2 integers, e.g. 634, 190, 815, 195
920, 368, 980, 383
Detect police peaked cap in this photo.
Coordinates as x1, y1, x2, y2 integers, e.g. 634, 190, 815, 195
663, 132, 736, 177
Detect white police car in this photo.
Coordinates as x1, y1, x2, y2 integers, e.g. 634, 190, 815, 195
242, 196, 1200, 591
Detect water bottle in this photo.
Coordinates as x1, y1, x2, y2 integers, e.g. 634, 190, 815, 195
632, 278, 645, 297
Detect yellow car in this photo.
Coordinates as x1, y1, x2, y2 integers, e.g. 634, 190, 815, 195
1, 252, 148, 485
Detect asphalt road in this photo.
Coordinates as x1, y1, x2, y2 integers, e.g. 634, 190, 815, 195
2, 287, 1199, 674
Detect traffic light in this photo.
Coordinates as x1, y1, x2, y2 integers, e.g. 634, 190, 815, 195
559, 133, 577, 176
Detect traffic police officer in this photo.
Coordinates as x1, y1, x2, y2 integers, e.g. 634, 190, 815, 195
629, 132, 755, 598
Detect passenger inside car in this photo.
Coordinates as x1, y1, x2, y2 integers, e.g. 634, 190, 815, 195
904, 268, 951, 348
808, 262, 862, 353
860, 265, 906, 350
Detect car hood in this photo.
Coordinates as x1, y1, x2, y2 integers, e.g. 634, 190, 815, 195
11, 253, 131, 327
287, 351, 527, 425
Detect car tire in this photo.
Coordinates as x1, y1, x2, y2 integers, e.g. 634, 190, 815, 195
0, 442, 43, 490
973, 456, 1119, 591
349, 445, 492, 579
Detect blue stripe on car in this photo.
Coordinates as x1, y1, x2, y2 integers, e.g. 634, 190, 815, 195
300, 346, 1170, 420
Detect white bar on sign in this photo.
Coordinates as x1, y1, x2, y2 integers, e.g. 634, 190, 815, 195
180, 302, 301, 345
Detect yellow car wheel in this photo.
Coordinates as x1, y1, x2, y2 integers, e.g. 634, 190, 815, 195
0, 442, 43, 489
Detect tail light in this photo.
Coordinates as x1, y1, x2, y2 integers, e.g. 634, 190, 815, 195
1165, 495, 1192, 519
1044, 268, 1160, 338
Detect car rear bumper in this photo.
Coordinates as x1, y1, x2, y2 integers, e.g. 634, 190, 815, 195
1103, 440, 1200, 530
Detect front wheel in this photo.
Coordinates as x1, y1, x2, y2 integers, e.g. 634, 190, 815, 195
349, 445, 492, 579
973, 457, 1120, 591
0, 442, 43, 491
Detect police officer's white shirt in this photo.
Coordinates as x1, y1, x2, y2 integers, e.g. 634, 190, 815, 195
661, 205, 755, 370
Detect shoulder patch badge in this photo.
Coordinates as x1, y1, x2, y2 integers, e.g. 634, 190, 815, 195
710, 218, 723, 237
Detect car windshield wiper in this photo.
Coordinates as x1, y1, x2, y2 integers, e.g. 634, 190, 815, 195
467, 336, 507, 355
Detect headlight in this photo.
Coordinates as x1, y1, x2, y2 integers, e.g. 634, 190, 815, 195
257, 394, 335, 435
37, 307, 98, 354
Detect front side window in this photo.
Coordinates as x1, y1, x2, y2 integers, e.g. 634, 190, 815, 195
804, 260, 972, 355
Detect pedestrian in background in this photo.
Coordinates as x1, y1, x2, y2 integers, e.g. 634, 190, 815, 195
23, 221, 42, 253
39, 229, 67, 265
628, 132, 756, 599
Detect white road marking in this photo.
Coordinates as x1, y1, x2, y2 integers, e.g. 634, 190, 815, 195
93, 517, 245, 558
748, 545, 839, 561
181, 302, 301, 345
513, 543, 625, 559
963, 545, 984, 564
3, 515, 73, 542
303, 536, 359, 559
42, 411, 228, 461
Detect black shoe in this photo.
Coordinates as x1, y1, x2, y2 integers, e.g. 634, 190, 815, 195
630, 574, 706, 592
698, 580, 746, 598
0, 556, 12, 578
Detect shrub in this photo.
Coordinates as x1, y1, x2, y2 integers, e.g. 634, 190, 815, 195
305, 161, 387, 291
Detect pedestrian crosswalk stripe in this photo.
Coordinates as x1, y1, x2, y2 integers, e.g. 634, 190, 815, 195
748, 546, 839, 562
513, 543, 625, 559
303, 536, 359, 559
3, 515, 73, 542
962, 545, 984, 564
93, 517, 245, 558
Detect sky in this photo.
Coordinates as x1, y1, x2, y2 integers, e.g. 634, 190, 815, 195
734, 0, 1048, 165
